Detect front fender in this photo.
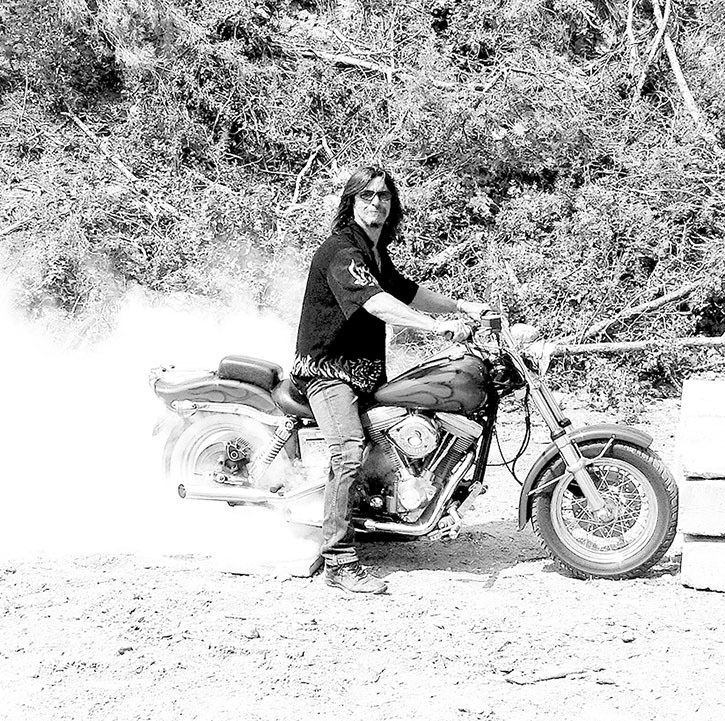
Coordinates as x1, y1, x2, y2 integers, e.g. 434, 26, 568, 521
517, 423, 653, 530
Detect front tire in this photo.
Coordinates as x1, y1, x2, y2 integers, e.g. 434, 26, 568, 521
531, 442, 678, 579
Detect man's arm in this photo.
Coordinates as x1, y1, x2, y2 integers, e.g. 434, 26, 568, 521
363, 292, 438, 332
409, 286, 458, 314
363, 292, 471, 342
411, 286, 491, 319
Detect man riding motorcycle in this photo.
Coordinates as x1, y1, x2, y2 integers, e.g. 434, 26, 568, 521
291, 165, 488, 594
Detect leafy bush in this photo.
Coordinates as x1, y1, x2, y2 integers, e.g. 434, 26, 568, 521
1, 0, 724, 407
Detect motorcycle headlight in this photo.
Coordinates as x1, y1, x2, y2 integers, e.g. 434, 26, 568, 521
510, 323, 541, 345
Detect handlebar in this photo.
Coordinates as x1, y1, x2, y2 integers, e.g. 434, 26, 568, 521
442, 312, 502, 343
479, 314, 502, 332
440, 310, 555, 375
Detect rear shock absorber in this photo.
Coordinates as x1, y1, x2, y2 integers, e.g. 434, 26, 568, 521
249, 418, 296, 480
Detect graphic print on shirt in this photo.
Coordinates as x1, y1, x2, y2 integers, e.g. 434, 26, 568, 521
347, 259, 377, 287
291, 353, 384, 394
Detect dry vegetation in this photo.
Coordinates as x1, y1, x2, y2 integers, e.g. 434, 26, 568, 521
1, 0, 725, 408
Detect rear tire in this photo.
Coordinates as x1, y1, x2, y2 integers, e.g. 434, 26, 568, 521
164, 414, 291, 492
531, 442, 678, 579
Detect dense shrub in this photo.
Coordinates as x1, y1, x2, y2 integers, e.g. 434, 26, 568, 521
1, 0, 724, 405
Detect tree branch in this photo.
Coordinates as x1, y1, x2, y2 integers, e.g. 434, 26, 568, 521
0, 215, 34, 237
626, 0, 640, 78
425, 240, 472, 271
568, 281, 701, 343
297, 48, 520, 93
650, 0, 714, 141
553, 335, 725, 356
284, 146, 320, 214
319, 135, 340, 177
298, 49, 395, 80
633, 0, 671, 98
63, 111, 187, 219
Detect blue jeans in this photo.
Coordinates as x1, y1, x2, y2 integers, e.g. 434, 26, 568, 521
306, 378, 365, 566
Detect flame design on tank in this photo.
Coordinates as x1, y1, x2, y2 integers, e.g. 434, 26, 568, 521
374, 354, 490, 413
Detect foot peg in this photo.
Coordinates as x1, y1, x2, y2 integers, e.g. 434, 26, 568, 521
428, 481, 486, 541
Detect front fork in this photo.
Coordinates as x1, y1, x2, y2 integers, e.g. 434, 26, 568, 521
526, 370, 613, 521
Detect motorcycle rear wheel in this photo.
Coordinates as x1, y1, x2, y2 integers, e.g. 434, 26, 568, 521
164, 414, 292, 492
531, 442, 678, 580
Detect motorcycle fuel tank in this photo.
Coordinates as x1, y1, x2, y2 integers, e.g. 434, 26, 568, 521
374, 352, 491, 413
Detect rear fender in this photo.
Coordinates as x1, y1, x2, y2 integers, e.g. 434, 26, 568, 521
154, 369, 279, 415
517, 424, 653, 530
152, 410, 181, 438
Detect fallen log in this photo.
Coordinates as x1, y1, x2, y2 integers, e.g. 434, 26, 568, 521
552, 336, 725, 356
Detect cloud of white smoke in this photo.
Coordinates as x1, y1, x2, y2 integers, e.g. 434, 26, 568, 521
0, 284, 321, 566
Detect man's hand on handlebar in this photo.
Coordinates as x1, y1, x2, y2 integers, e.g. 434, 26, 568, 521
456, 299, 492, 320
434, 318, 471, 343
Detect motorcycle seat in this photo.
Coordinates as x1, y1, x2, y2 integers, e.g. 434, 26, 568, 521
218, 355, 283, 391
272, 379, 315, 420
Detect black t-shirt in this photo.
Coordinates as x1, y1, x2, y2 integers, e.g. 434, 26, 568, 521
291, 222, 419, 393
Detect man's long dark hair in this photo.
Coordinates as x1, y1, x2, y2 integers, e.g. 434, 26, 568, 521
331, 165, 404, 248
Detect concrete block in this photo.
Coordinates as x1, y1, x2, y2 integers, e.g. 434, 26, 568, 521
679, 479, 725, 536
680, 379, 725, 419
681, 535, 725, 593
677, 380, 725, 478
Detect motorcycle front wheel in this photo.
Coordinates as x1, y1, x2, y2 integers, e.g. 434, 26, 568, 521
530, 442, 678, 580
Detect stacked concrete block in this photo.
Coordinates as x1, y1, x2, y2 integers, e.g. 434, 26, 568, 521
677, 380, 725, 592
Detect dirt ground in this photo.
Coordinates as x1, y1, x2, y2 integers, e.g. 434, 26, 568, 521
2, 394, 725, 721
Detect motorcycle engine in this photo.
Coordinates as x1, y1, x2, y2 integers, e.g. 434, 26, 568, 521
360, 407, 482, 518
387, 415, 438, 458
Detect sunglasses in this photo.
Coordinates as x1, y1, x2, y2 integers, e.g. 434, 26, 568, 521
358, 189, 392, 203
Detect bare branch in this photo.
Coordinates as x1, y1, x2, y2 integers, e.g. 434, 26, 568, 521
319, 135, 340, 177
296, 48, 544, 93
633, 0, 671, 98
565, 281, 702, 343
0, 215, 34, 237
553, 335, 725, 356
626, 0, 640, 77
426, 240, 471, 270
650, 0, 715, 142
506, 664, 605, 685
63, 111, 187, 219
298, 49, 395, 79
280, 146, 321, 216
292, 147, 319, 206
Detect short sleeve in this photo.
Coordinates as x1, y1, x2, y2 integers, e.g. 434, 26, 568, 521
384, 260, 419, 305
326, 247, 384, 319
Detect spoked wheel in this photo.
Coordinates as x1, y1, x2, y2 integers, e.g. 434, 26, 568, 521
531, 443, 678, 579
163, 414, 291, 492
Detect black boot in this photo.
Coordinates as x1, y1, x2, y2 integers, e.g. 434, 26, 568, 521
325, 561, 388, 594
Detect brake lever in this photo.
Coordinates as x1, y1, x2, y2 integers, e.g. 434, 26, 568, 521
444, 312, 501, 344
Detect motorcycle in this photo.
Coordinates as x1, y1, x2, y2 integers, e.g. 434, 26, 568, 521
149, 311, 678, 579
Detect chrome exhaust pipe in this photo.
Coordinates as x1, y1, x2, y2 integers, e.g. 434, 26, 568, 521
178, 483, 275, 504
357, 451, 476, 536
178, 479, 325, 505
